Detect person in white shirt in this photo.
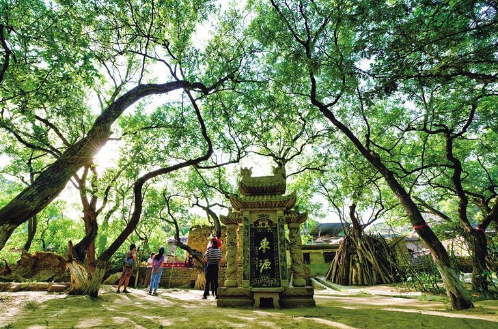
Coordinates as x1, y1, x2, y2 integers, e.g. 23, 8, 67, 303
144, 253, 155, 289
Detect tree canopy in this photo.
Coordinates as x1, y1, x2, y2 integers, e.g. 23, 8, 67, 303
0, 0, 497, 309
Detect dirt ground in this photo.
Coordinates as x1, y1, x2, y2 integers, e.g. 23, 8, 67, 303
0, 284, 497, 329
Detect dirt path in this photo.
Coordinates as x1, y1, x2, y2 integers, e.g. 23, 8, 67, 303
0, 286, 497, 328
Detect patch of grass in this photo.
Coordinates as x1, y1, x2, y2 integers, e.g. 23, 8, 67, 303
348, 291, 372, 297
414, 293, 448, 303
24, 301, 39, 312
418, 294, 428, 301
4, 287, 498, 329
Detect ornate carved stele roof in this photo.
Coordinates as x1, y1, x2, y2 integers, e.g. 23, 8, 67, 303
220, 211, 243, 225
229, 191, 297, 210
238, 166, 286, 196
284, 210, 308, 225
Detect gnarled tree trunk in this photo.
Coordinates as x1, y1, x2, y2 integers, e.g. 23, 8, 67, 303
417, 224, 473, 309
194, 260, 206, 290
436, 262, 474, 310
82, 211, 98, 273
468, 229, 488, 293
23, 215, 37, 252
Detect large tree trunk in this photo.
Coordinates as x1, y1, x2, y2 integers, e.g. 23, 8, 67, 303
83, 211, 98, 273
436, 262, 474, 309
67, 259, 107, 298
67, 241, 107, 298
65, 186, 100, 296
72, 217, 98, 266
23, 215, 37, 252
392, 195, 473, 310
443, 130, 490, 295
469, 230, 488, 293
66, 212, 99, 296
194, 260, 206, 290
0, 80, 196, 252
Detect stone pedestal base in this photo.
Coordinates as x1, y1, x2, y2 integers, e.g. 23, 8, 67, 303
216, 287, 253, 307
253, 291, 280, 308
280, 286, 316, 308
251, 287, 284, 309
292, 278, 307, 287
217, 286, 315, 308
224, 279, 238, 287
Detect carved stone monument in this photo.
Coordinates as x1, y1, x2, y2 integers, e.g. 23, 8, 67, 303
217, 166, 315, 308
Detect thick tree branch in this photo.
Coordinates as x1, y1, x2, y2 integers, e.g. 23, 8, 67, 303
98, 88, 213, 262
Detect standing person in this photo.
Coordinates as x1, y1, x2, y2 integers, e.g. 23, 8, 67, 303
187, 255, 194, 268
205, 236, 223, 296
202, 238, 222, 299
144, 252, 155, 289
148, 247, 165, 296
117, 244, 137, 293
214, 236, 223, 250
204, 239, 215, 296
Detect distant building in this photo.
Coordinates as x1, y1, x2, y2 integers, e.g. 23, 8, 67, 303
299, 222, 346, 266
308, 222, 347, 244
404, 236, 427, 256
302, 244, 340, 265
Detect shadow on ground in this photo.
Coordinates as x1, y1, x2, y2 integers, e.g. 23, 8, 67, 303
0, 286, 497, 329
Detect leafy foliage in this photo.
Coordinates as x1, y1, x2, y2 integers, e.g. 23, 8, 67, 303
0, 0, 497, 306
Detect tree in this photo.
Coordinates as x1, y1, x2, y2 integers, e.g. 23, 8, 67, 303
0, 0, 237, 252
0, 149, 45, 252
357, 0, 498, 294
68, 161, 127, 272
317, 139, 400, 285
247, 0, 481, 309
409, 91, 498, 294
66, 86, 214, 297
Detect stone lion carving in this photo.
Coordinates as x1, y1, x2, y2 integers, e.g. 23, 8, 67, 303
240, 167, 252, 179
272, 165, 286, 178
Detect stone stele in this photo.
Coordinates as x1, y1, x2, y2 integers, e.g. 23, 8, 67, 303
217, 166, 315, 308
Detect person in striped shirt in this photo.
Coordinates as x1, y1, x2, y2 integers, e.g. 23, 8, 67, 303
202, 237, 222, 299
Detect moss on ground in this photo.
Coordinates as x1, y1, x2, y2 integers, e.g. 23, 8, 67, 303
0, 286, 497, 329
